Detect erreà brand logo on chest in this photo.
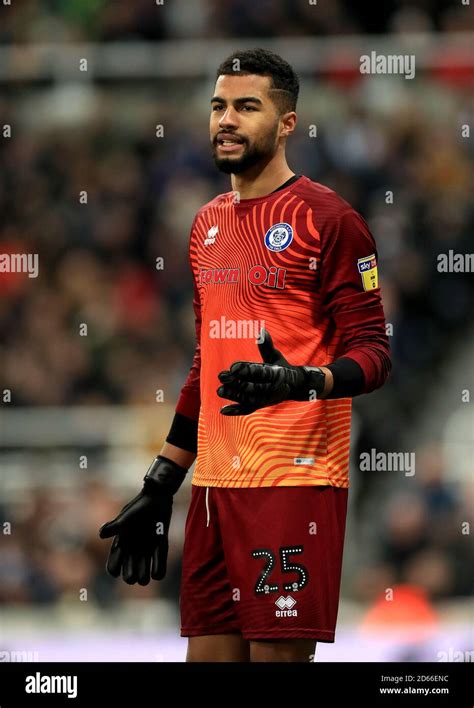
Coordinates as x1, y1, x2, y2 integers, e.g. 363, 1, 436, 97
199, 222, 293, 288
203, 222, 293, 252
199, 265, 286, 289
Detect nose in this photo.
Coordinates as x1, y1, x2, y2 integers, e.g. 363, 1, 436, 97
218, 106, 239, 130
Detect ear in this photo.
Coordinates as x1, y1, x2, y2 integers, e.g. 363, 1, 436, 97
280, 111, 297, 138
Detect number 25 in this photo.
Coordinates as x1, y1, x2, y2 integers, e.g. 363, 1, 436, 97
252, 546, 309, 594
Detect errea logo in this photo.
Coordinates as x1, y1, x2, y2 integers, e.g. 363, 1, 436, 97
275, 595, 298, 617
205, 225, 218, 246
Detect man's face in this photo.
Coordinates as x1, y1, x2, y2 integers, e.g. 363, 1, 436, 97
210, 74, 282, 174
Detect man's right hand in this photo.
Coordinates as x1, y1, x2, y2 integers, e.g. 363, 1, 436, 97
99, 456, 188, 585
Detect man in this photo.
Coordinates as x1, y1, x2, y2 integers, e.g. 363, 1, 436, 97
99, 48, 391, 662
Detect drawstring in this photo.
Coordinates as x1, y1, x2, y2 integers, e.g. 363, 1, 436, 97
205, 487, 210, 527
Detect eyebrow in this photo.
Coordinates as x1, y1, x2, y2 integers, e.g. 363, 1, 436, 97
210, 96, 263, 106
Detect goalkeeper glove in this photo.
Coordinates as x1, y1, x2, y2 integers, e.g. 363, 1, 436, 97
99, 456, 187, 585
217, 328, 326, 416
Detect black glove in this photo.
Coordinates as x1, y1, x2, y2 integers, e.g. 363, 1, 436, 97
217, 329, 326, 416
99, 456, 187, 585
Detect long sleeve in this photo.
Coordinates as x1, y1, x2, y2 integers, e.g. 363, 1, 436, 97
319, 208, 391, 393
175, 275, 202, 421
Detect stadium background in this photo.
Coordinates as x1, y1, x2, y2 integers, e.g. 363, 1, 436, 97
0, 0, 472, 662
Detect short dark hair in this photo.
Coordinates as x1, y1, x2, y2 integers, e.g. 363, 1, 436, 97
215, 48, 299, 114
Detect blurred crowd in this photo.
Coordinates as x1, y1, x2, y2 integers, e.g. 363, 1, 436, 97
352, 441, 474, 605
1, 440, 472, 609
0, 52, 473, 614
0, 88, 472, 420
0, 0, 472, 43
0, 476, 191, 607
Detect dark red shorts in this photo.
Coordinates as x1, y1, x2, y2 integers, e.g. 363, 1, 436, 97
180, 484, 348, 641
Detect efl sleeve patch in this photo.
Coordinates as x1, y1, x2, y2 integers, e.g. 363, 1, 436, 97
357, 254, 378, 290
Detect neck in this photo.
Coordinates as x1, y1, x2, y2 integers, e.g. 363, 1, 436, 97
230, 153, 295, 200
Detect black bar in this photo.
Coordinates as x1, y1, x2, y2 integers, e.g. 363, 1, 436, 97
0, 661, 471, 705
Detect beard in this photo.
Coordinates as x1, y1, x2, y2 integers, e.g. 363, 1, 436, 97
212, 122, 279, 174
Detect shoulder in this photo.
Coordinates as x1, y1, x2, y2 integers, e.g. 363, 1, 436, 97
294, 176, 354, 219
193, 192, 234, 226
295, 176, 372, 241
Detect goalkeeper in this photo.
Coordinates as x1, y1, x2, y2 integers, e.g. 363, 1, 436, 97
100, 48, 391, 663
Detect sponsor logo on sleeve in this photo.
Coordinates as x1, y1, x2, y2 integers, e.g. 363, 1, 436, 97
357, 254, 378, 290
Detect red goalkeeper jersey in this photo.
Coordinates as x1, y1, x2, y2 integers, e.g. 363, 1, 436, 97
176, 176, 390, 488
